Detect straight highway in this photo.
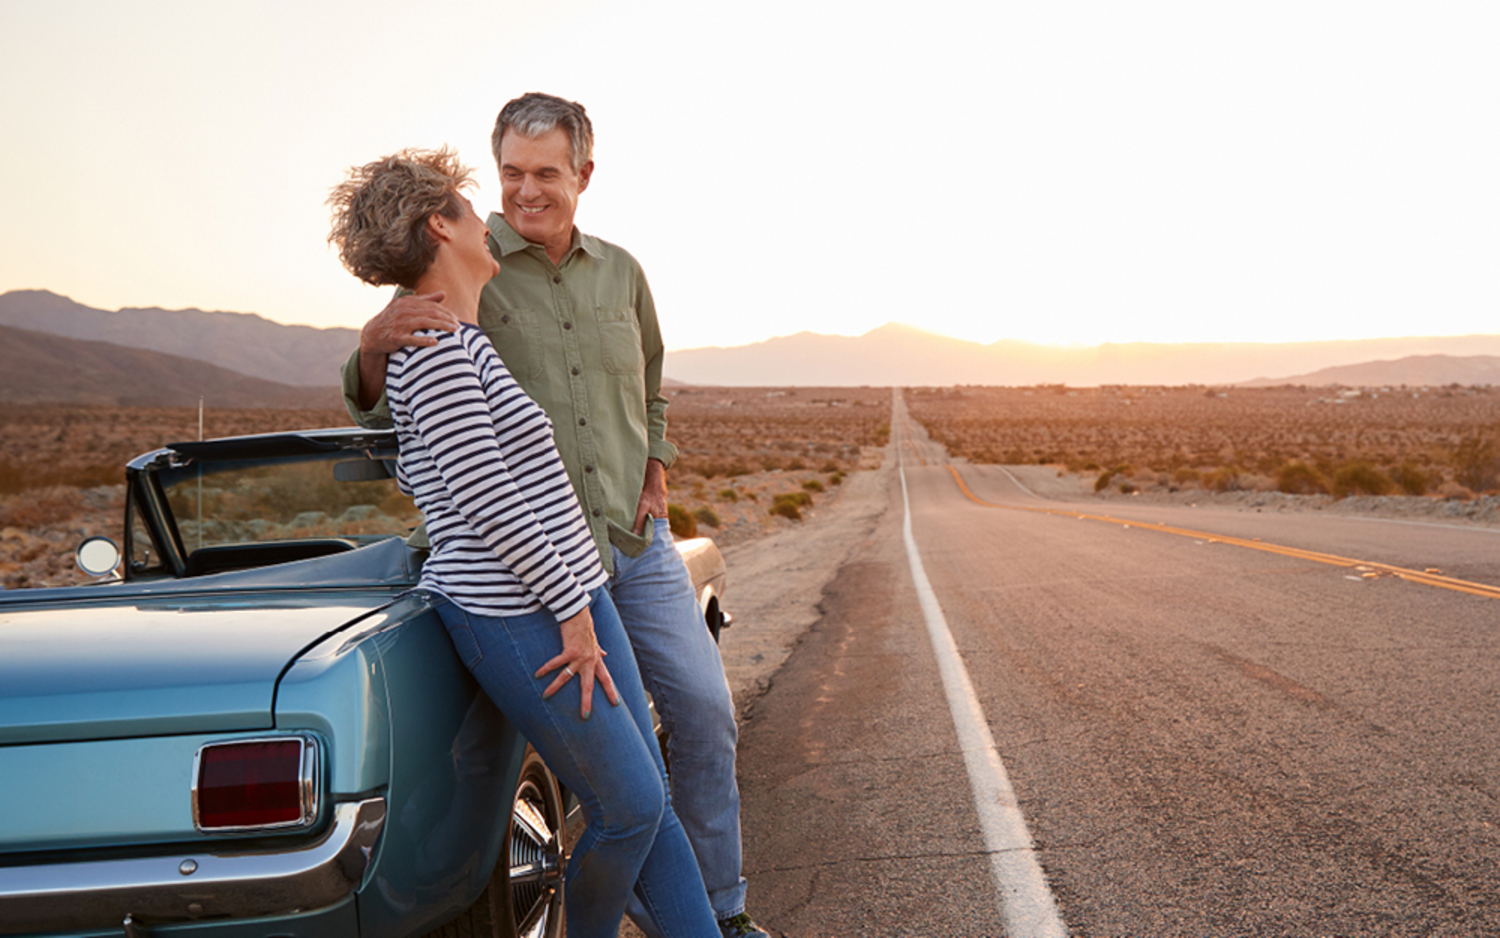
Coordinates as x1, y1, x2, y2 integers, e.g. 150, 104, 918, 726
735, 390, 1500, 936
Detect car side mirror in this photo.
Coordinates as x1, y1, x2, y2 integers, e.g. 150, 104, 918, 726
76, 537, 122, 578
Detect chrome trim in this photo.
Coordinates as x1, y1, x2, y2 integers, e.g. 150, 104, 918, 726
0, 797, 385, 935
191, 734, 320, 833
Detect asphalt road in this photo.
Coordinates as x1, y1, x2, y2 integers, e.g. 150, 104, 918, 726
737, 392, 1500, 937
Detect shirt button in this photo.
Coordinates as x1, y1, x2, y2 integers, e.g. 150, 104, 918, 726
563, 322, 573, 330
591, 508, 602, 517
571, 367, 580, 376
585, 465, 595, 473
578, 418, 587, 426
553, 275, 562, 284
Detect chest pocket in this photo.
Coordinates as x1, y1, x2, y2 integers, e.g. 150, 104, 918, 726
596, 307, 643, 375
478, 307, 541, 380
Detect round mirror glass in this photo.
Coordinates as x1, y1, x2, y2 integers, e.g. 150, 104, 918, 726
76, 537, 122, 577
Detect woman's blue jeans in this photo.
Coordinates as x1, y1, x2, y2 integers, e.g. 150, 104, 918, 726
433, 588, 716, 938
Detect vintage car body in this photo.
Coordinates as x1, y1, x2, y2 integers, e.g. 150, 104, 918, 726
0, 428, 728, 938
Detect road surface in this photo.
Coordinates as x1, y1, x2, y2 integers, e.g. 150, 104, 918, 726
736, 390, 1500, 937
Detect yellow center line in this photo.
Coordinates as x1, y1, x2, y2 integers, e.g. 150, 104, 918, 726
945, 464, 1500, 602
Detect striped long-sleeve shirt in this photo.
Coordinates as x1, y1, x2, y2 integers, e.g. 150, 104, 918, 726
387, 323, 607, 620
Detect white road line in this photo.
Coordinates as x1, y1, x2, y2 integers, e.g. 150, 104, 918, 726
995, 464, 1041, 500
900, 462, 1068, 938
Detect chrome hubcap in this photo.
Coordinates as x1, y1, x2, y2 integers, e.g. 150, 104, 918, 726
508, 776, 563, 937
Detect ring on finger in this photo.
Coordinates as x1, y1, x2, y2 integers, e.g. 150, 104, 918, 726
564, 665, 575, 677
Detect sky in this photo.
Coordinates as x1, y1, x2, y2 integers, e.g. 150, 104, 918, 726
1, 1, 1496, 352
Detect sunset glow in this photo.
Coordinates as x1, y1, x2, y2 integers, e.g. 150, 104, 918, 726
1, 1, 1496, 353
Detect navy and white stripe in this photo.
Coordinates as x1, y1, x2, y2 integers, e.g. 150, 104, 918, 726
387, 323, 606, 620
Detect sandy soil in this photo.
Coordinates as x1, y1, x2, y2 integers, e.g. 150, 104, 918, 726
712, 458, 891, 715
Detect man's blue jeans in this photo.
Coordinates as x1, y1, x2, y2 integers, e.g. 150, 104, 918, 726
611, 518, 746, 926
433, 588, 717, 938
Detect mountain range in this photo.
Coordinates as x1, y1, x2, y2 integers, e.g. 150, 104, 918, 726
2, 290, 1498, 404
1240, 354, 1500, 388
0, 290, 358, 388
663, 323, 1500, 387
0, 322, 340, 409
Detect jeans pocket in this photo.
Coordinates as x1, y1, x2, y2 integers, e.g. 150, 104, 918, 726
653, 515, 674, 544
434, 601, 485, 669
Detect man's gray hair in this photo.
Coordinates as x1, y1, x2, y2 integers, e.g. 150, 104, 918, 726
491, 92, 594, 172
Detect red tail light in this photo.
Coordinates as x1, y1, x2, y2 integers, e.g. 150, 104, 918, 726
193, 736, 319, 832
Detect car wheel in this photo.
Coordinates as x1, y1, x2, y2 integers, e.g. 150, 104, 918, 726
423, 746, 566, 938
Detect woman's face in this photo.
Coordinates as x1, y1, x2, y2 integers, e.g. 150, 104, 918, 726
448, 195, 500, 283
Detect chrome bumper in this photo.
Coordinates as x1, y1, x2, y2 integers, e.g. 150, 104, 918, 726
0, 797, 385, 934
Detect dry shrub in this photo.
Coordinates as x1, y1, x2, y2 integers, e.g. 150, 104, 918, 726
0, 487, 87, 528
1332, 461, 1393, 499
1277, 461, 1329, 495
906, 385, 1500, 497
768, 500, 800, 521
692, 506, 721, 529
665, 387, 889, 481
1202, 467, 1241, 493
1094, 464, 1132, 492
1393, 462, 1428, 496
768, 491, 813, 521
667, 503, 697, 538
1453, 436, 1499, 492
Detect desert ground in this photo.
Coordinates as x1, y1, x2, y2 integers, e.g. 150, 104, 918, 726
906, 383, 1500, 501
6, 385, 1500, 589
0, 387, 890, 589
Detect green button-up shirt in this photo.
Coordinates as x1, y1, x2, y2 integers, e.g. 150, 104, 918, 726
341, 214, 678, 573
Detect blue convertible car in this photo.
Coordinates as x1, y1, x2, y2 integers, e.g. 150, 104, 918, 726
0, 428, 729, 938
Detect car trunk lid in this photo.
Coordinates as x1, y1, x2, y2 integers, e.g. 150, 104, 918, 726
0, 594, 388, 745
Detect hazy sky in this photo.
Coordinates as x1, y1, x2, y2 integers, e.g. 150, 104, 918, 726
1, 1, 1495, 352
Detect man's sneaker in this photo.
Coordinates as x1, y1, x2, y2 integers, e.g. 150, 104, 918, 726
717, 912, 773, 938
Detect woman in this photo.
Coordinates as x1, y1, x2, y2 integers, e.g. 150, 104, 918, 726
328, 148, 716, 938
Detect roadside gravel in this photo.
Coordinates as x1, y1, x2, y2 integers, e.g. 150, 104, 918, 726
713, 454, 892, 713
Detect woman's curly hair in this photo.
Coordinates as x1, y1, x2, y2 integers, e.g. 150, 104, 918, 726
327, 147, 475, 289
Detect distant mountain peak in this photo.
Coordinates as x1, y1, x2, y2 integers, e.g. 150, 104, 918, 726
0, 290, 358, 388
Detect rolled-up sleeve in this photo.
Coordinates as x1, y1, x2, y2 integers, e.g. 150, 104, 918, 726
340, 348, 394, 429
634, 269, 678, 469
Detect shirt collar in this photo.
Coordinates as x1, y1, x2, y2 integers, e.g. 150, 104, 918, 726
487, 213, 605, 262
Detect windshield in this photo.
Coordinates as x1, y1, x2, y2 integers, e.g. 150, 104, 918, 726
159, 451, 421, 552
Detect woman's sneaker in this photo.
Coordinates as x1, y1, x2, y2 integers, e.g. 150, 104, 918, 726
718, 912, 773, 938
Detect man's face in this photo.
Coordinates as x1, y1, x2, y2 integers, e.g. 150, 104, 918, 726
498, 127, 593, 255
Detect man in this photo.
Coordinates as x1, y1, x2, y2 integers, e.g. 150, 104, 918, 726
341, 93, 772, 938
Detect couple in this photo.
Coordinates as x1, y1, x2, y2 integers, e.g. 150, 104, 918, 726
328, 95, 772, 938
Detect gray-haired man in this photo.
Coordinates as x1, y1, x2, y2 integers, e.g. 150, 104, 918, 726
341, 93, 773, 938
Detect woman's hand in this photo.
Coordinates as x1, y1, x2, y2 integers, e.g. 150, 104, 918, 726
536, 606, 621, 718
